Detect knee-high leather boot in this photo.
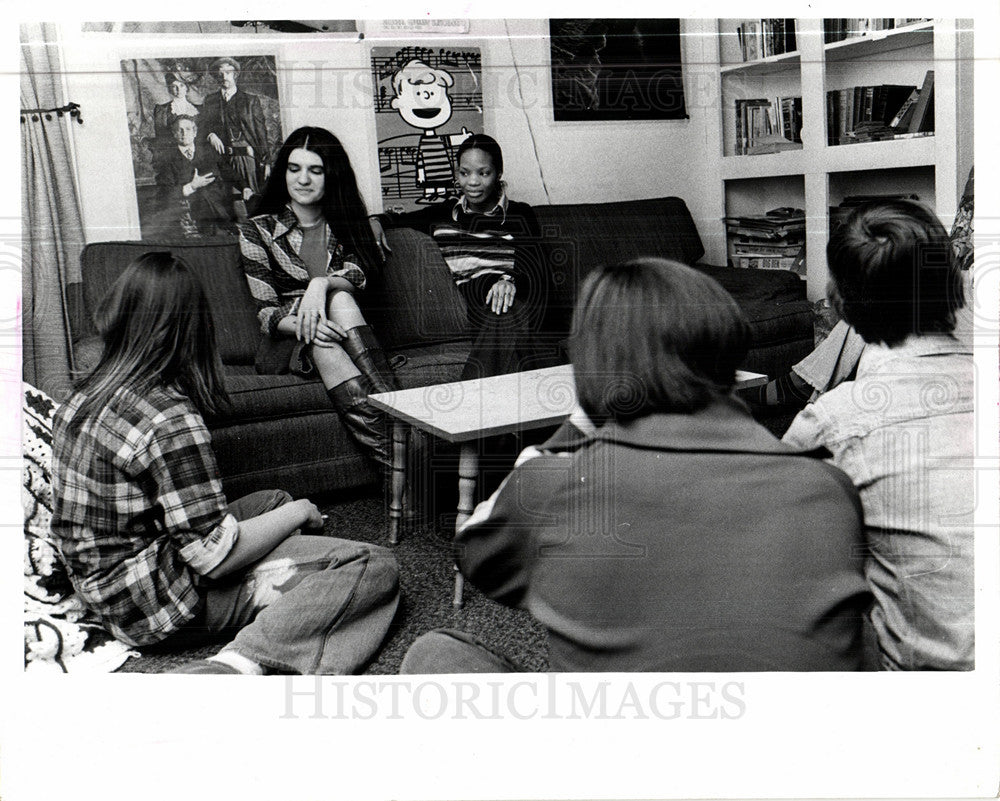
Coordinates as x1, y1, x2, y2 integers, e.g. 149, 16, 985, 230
327, 375, 391, 469
340, 325, 401, 394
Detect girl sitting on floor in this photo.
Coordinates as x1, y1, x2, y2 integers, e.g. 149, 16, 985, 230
50, 252, 399, 674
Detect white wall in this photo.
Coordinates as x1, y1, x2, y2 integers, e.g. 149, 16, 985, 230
57, 19, 718, 252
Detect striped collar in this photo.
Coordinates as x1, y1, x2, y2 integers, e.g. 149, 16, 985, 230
453, 184, 509, 222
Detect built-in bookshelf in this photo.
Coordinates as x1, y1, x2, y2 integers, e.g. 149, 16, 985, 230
708, 18, 971, 300
822, 18, 931, 44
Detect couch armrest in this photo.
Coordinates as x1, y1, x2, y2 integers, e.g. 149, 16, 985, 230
367, 228, 469, 350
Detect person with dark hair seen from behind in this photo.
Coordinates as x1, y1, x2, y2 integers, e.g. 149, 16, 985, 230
239, 126, 400, 473
49, 252, 399, 674
370, 133, 551, 380
783, 199, 974, 671
743, 168, 975, 409
400, 257, 872, 673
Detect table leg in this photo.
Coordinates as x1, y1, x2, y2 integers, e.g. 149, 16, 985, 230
453, 567, 465, 610
387, 420, 408, 545
453, 442, 479, 608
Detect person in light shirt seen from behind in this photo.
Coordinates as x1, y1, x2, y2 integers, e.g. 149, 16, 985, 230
783, 199, 974, 671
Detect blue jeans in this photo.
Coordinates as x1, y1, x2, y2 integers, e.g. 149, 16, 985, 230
400, 628, 520, 674
199, 490, 400, 674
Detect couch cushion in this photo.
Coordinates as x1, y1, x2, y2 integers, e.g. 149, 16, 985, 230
220, 367, 333, 421
694, 263, 813, 346
79, 240, 260, 365
391, 341, 471, 388
534, 196, 706, 318
218, 340, 471, 426
365, 228, 470, 351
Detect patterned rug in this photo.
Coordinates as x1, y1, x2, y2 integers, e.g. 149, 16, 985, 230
23, 384, 137, 673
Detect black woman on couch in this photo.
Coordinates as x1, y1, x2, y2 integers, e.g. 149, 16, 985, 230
370, 133, 551, 380
238, 126, 399, 469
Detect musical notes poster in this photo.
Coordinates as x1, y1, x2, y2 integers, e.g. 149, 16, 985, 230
370, 45, 484, 213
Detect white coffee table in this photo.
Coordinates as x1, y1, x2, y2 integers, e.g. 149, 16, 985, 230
369, 364, 767, 606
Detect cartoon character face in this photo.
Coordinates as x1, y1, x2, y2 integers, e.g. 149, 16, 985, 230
390, 64, 454, 130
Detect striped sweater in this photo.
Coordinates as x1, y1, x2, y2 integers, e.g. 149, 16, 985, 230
381, 196, 543, 288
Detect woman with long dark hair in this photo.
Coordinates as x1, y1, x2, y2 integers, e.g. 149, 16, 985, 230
50, 252, 399, 674
240, 126, 398, 468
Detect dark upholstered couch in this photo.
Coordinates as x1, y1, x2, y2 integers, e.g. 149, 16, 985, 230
72, 196, 814, 500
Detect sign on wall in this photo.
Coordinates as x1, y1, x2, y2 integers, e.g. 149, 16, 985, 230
370, 45, 484, 213
120, 54, 283, 240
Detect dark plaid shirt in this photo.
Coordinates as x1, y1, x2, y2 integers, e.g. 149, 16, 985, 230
239, 205, 368, 336
50, 385, 237, 647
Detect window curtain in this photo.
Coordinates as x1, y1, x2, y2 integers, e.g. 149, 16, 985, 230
20, 22, 86, 400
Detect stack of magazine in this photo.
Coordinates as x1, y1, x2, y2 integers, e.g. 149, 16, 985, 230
724, 207, 806, 277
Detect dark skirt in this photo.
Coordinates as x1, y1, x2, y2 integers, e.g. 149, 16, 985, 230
254, 335, 316, 377
457, 274, 550, 381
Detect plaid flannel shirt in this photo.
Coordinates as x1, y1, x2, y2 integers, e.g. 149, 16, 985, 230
238, 205, 368, 336
50, 385, 238, 647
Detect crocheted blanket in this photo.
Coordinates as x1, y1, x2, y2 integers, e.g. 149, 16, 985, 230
23, 384, 136, 673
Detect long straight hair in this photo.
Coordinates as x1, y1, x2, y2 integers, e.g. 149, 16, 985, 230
70, 252, 230, 426
251, 126, 383, 276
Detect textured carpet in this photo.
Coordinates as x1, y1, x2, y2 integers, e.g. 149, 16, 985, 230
116, 487, 549, 675
117, 406, 794, 675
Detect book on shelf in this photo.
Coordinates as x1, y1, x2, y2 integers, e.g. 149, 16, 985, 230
733, 241, 803, 256
908, 70, 934, 133
888, 87, 921, 127
734, 96, 802, 155
826, 79, 932, 145
823, 18, 930, 43
735, 18, 796, 62
725, 208, 805, 235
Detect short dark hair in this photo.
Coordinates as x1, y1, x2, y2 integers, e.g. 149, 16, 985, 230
456, 133, 503, 177
170, 114, 197, 134
827, 199, 965, 346
569, 258, 750, 422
